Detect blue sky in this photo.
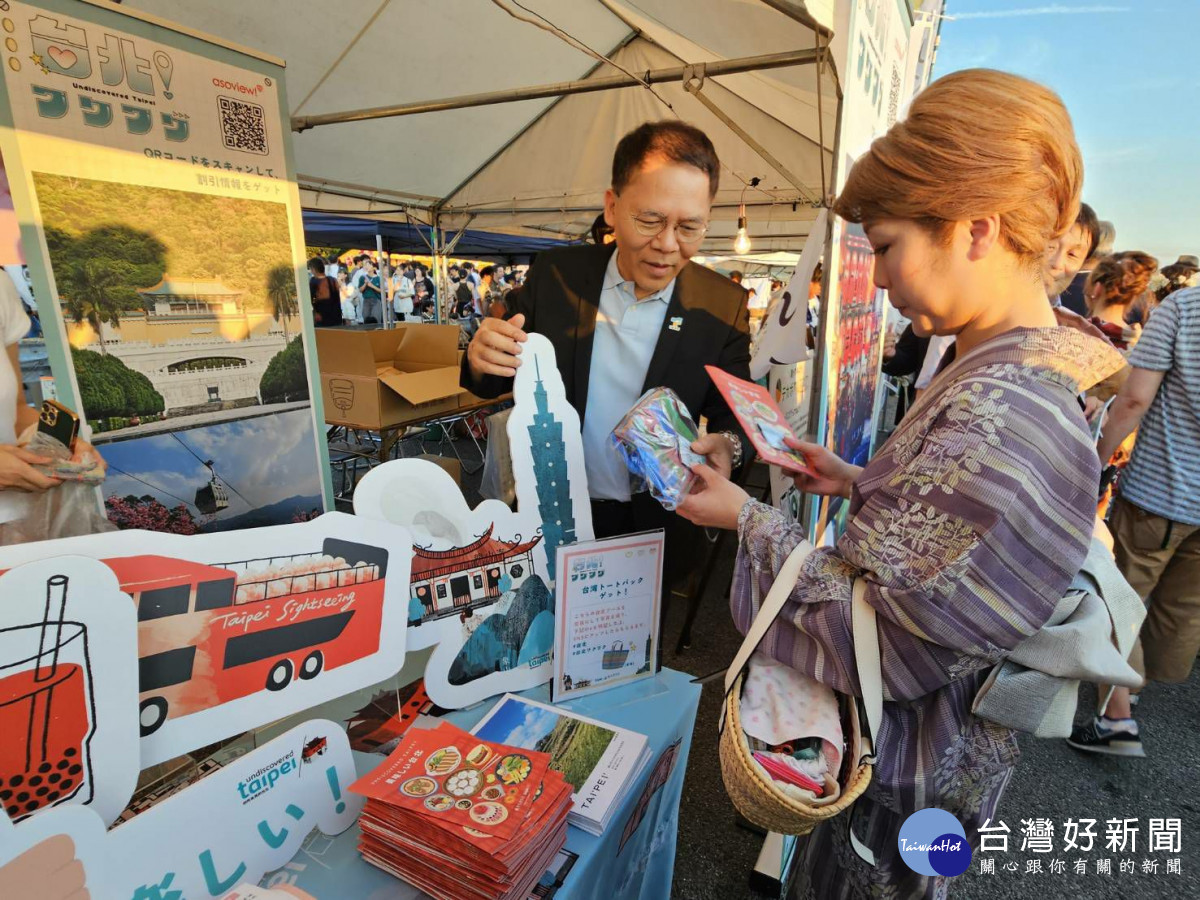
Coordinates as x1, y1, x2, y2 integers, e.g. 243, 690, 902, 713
99, 408, 323, 516
934, 1, 1200, 262
475, 698, 561, 749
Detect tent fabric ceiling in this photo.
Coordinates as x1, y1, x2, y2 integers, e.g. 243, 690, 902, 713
127, 0, 838, 251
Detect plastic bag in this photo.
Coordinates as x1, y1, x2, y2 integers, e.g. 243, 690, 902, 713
610, 387, 706, 511
479, 407, 516, 505
27, 430, 106, 484
0, 432, 115, 544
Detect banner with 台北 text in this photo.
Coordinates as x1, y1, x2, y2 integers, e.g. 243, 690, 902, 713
0, 0, 332, 535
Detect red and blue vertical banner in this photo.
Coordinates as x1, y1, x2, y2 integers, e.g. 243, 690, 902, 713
809, 0, 916, 542
0, 0, 332, 534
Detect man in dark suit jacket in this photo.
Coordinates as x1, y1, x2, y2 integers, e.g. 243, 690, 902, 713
461, 121, 752, 594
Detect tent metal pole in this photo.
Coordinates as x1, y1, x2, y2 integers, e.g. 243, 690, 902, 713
432, 217, 443, 325
754, 0, 834, 38
292, 48, 821, 131
298, 174, 439, 203
442, 215, 476, 257
436, 33, 637, 207
683, 77, 819, 204
376, 233, 391, 329
802, 98, 844, 530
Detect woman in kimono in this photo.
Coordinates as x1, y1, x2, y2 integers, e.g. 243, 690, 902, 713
676, 69, 1126, 898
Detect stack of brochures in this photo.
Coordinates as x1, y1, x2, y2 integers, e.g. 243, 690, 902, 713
350, 721, 572, 900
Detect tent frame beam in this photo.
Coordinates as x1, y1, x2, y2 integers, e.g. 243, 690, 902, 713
292, 48, 821, 132
443, 199, 816, 216
437, 33, 637, 210
682, 66, 820, 204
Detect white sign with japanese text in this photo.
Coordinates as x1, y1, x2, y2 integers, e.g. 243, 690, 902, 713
2, 0, 291, 207
0, 720, 360, 900
551, 531, 664, 702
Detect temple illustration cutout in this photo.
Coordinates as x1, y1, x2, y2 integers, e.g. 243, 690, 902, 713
409, 525, 541, 624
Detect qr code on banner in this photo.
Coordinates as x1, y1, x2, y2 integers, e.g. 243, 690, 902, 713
218, 96, 268, 155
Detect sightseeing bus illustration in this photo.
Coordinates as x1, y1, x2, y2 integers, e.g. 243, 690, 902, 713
82, 538, 388, 736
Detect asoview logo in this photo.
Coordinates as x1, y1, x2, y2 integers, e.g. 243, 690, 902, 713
898, 808, 972, 877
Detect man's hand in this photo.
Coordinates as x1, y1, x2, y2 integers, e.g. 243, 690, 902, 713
690, 432, 735, 479
466, 313, 528, 379
0, 834, 88, 900
0, 444, 60, 492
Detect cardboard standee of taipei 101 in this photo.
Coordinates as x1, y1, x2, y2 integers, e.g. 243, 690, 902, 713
354, 334, 593, 709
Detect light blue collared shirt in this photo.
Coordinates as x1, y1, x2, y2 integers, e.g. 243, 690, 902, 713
582, 250, 675, 501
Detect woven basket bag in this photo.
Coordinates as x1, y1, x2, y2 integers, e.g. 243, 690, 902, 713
718, 539, 884, 847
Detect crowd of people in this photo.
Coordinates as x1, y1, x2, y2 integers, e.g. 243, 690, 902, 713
308, 254, 526, 328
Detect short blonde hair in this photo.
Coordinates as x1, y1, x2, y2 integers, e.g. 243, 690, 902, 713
833, 69, 1083, 262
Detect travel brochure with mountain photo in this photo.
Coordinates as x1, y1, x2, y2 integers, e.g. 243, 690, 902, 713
472, 694, 650, 836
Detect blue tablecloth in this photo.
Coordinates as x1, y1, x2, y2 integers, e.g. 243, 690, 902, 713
265, 668, 701, 899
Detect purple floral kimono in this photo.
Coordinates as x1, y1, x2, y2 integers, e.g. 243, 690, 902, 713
731, 327, 1126, 899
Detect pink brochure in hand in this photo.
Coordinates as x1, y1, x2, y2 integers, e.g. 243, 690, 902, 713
704, 366, 816, 475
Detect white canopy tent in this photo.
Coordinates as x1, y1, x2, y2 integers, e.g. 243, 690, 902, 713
125, 0, 844, 255
694, 251, 802, 276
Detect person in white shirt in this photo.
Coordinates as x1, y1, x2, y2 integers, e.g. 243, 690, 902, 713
337, 271, 361, 325
392, 266, 415, 321
0, 271, 105, 531
349, 255, 368, 293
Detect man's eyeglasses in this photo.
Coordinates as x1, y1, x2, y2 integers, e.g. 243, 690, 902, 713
628, 213, 709, 244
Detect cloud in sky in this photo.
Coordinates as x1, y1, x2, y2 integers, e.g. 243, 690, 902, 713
503, 705, 560, 749
1087, 144, 1153, 165
478, 699, 560, 749
98, 409, 322, 515
952, 5, 1129, 18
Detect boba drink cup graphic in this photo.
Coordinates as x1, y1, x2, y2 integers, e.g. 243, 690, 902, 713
0, 576, 96, 822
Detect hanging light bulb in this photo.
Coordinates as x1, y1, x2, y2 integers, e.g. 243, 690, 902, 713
733, 201, 752, 255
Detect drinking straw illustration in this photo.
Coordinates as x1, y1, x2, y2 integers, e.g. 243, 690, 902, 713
29, 575, 69, 766
35, 575, 69, 682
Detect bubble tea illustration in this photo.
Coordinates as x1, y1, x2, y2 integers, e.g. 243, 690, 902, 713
0, 576, 95, 822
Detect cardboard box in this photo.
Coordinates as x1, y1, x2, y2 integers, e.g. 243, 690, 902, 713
316, 325, 469, 429
416, 454, 462, 487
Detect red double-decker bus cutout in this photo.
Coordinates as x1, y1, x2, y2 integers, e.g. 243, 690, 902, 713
95, 538, 389, 736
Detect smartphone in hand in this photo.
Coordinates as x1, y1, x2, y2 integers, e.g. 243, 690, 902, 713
36, 400, 80, 451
